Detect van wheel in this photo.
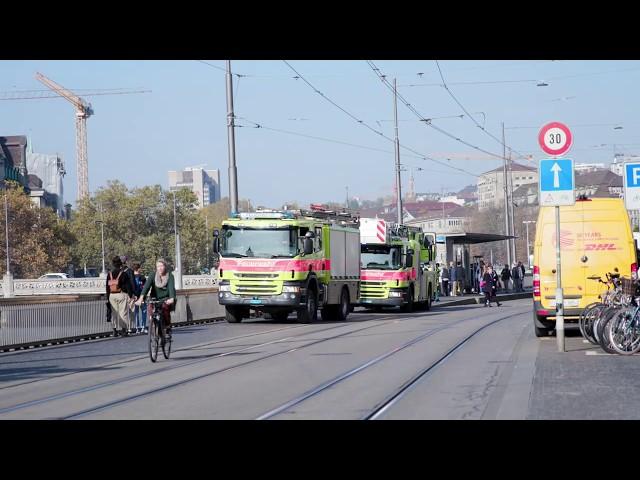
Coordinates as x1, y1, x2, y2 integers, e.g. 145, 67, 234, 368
534, 325, 551, 337
225, 306, 244, 324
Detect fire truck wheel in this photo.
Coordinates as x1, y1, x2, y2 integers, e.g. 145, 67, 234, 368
400, 287, 414, 313
336, 288, 350, 321
297, 288, 318, 323
271, 311, 290, 322
225, 306, 244, 323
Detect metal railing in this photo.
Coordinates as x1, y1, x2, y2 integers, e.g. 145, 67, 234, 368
1, 275, 218, 296
0, 288, 225, 351
0, 299, 108, 349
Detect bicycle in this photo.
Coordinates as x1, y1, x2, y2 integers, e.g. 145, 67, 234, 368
146, 298, 172, 363
581, 273, 620, 345
606, 279, 640, 355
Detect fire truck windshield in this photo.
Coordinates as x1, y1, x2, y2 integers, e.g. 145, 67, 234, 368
221, 226, 299, 258
361, 244, 401, 270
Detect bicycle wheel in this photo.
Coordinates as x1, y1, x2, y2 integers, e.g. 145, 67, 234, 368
608, 308, 640, 355
597, 307, 621, 354
162, 330, 172, 359
592, 306, 614, 344
148, 319, 159, 363
580, 303, 603, 344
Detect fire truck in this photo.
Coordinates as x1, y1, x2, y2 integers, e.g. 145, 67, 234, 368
359, 218, 437, 312
213, 206, 361, 323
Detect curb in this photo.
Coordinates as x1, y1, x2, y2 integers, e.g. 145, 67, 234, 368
436, 292, 531, 307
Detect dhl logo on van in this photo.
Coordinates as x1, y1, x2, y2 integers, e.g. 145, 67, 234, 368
584, 243, 618, 251
552, 229, 575, 247
219, 258, 330, 272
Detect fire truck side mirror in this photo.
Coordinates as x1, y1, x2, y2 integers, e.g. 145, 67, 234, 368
213, 237, 220, 254
303, 238, 314, 255
405, 249, 414, 268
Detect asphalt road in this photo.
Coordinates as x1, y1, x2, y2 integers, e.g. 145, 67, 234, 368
1, 298, 633, 419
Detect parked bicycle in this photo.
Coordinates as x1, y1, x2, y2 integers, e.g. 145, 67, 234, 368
580, 273, 621, 346
579, 273, 640, 355
147, 298, 172, 363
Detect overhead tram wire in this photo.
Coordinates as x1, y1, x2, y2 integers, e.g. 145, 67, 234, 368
366, 60, 508, 162
281, 60, 480, 178
236, 118, 472, 176
433, 60, 535, 165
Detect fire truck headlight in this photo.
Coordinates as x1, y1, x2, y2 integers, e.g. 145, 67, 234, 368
388, 291, 404, 298
282, 286, 300, 293
219, 285, 231, 292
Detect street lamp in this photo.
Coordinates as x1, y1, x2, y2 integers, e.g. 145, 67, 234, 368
4, 193, 9, 276
523, 220, 536, 267
94, 203, 107, 278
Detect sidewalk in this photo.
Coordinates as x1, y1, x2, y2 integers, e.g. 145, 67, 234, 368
436, 289, 531, 307
528, 332, 640, 419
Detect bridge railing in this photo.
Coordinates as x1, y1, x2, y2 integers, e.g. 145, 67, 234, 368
1, 274, 218, 297
0, 287, 225, 351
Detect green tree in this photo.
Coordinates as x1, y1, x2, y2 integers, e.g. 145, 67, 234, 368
69, 181, 210, 276
0, 182, 74, 278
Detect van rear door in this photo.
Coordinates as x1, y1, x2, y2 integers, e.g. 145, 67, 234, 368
538, 205, 586, 310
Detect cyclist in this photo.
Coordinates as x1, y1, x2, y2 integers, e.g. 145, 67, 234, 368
135, 259, 177, 338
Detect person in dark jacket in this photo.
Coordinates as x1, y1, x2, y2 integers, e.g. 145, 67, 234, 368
491, 265, 501, 305
106, 256, 136, 336
136, 259, 177, 338
500, 264, 511, 293
482, 265, 502, 307
441, 264, 450, 297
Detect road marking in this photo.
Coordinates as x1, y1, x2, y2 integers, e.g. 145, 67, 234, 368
585, 351, 613, 356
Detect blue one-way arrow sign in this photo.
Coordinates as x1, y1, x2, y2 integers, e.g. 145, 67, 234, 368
539, 158, 575, 207
623, 162, 640, 210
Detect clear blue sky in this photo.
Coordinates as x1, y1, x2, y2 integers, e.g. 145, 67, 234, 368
1, 60, 639, 207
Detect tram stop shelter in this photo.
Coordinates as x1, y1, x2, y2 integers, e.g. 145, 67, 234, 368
436, 232, 516, 293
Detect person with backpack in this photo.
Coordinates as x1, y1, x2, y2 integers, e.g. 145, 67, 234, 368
132, 262, 147, 334
106, 256, 136, 336
135, 259, 177, 339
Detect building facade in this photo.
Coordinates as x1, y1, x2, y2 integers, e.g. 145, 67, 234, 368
477, 162, 538, 210
168, 167, 221, 208
26, 152, 65, 217
0, 136, 29, 190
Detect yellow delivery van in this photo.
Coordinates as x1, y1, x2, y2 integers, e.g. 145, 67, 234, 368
533, 197, 637, 337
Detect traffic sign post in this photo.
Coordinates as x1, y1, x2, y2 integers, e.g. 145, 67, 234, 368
538, 122, 574, 352
623, 162, 640, 210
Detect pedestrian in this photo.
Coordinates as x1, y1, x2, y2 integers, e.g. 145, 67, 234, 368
511, 262, 522, 293
106, 255, 136, 336
481, 265, 501, 307
449, 261, 458, 296
500, 264, 511, 293
519, 261, 526, 291
136, 259, 177, 339
119, 255, 136, 334
132, 262, 147, 334
441, 263, 450, 297
456, 261, 465, 295
490, 265, 501, 304
435, 263, 441, 302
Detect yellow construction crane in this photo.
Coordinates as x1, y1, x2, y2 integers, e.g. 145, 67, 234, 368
0, 74, 150, 202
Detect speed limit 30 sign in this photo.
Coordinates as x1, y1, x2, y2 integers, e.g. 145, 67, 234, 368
538, 122, 572, 156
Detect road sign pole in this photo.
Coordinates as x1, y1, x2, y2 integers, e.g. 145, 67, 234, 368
538, 121, 574, 352
555, 205, 564, 352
